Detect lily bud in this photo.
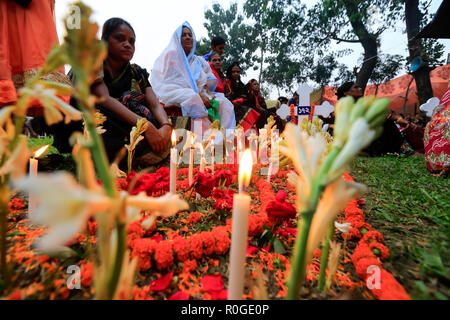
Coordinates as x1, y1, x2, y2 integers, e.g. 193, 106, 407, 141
330, 118, 376, 174
349, 97, 375, 124
333, 96, 354, 146
364, 98, 390, 124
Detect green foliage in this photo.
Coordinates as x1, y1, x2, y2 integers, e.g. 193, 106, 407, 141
417, 0, 446, 67
200, 2, 260, 74
369, 54, 404, 86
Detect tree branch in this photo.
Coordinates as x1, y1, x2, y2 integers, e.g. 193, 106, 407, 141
331, 35, 361, 43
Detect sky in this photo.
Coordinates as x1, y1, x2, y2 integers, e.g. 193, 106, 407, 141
54, 0, 450, 99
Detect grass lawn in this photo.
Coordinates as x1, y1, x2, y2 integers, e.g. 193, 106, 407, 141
351, 155, 450, 300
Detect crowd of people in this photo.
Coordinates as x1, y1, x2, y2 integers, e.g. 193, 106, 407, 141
1, 0, 448, 175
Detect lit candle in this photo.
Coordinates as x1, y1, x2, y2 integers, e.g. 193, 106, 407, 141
28, 145, 49, 215
170, 130, 177, 194
229, 150, 253, 300
211, 143, 215, 175
188, 135, 194, 186
249, 131, 258, 164
199, 144, 205, 173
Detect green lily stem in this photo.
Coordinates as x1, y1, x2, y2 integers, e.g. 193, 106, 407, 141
286, 145, 342, 300
83, 113, 116, 198
286, 212, 312, 299
127, 150, 134, 174
80, 103, 123, 300
318, 223, 335, 291
106, 222, 126, 300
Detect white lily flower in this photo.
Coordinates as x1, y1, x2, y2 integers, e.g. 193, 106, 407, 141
19, 84, 82, 125
13, 172, 110, 251
287, 171, 299, 187
335, 221, 352, 234
330, 118, 376, 174
13, 171, 188, 252
305, 177, 366, 263
125, 192, 189, 217
280, 124, 328, 211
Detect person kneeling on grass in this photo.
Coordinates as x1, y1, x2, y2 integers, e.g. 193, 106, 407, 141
69, 17, 172, 169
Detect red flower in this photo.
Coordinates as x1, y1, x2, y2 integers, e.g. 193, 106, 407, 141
193, 172, 216, 198
149, 272, 173, 291
201, 274, 224, 292
214, 169, 232, 187
173, 238, 190, 262
212, 227, 231, 255
81, 262, 94, 287
369, 242, 390, 260
266, 190, 296, 224
182, 259, 197, 273
213, 189, 234, 211
200, 232, 216, 256
169, 291, 190, 300
9, 198, 25, 210
154, 241, 174, 270
189, 235, 204, 260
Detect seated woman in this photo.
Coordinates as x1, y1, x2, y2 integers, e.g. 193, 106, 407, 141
244, 79, 284, 131
424, 85, 450, 176
225, 62, 247, 106
151, 22, 235, 136
207, 52, 227, 95
89, 18, 172, 167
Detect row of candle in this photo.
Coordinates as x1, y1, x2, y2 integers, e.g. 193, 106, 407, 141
29, 130, 257, 299
169, 130, 253, 299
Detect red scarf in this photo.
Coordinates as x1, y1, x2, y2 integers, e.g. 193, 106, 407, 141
208, 62, 224, 93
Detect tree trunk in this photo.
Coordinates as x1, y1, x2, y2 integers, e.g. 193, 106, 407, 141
342, 0, 378, 93
403, 75, 415, 114
405, 0, 434, 105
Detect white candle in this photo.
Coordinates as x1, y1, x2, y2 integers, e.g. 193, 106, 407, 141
267, 162, 273, 183
229, 150, 253, 300
170, 130, 177, 194
199, 145, 205, 173
28, 145, 49, 216
188, 135, 195, 186
211, 144, 215, 175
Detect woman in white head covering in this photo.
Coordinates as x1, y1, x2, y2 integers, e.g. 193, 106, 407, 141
151, 22, 236, 135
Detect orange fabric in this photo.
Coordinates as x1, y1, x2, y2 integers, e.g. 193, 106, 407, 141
315, 64, 450, 114
0, 0, 69, 109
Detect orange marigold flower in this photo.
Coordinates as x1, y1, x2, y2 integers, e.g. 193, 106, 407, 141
183, 259, 197, 273
189, 234, 204, 260
154, 241, 174, 270
173, 238, 190, 262
200, 231, 215, 256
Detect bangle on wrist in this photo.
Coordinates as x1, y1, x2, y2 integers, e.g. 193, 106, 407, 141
160, 122, 173, 129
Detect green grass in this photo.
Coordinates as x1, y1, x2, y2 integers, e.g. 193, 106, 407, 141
351, 155, 450, 300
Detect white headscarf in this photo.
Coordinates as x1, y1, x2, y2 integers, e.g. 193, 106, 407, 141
151, 21, 217, 118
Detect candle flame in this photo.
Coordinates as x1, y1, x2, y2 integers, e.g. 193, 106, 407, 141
171, 130, 176, 147
239, 150, 253, 190
191, 135, 195, 145
200, 144, 204, 154
34, 145, 49, 158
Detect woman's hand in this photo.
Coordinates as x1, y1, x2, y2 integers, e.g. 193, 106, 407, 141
158, 125, 172, 148
199, 92, 212, 108
144, 124, 167, 155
